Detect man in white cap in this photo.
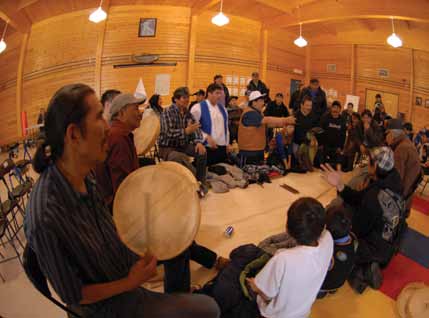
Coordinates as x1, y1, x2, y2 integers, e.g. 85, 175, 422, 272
237, 91, 295, 164
321, 146, 404, 291
95, 93, 145, 209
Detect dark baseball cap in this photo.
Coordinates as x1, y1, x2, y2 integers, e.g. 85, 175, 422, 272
192, 89, 205, 96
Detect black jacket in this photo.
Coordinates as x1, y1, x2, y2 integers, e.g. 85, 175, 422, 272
339, 169, 403, 264
320, 113, 347, 149
264, 101, 290, 118
247, 80, 269, 96
293, 110, 319, 145
301, 87, 327, 120
289, 90, 302, 112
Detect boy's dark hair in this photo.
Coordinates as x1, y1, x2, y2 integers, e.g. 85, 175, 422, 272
229, 96, 238, 102
361, 109, 373, 118
351, 112, 361, 121
326, 206, 352, 239
301, 95, 312, 105
101, 89, 121, 107
213, 74, 223, 81
375, 94, 381, 98
347, 102, 354, 107
287, 197, 326, 246
332, 100, 341, 108
310, 78, 319, 84
207, 83, 223, 94
173, 87, 190, 103
403, 122, 413, 131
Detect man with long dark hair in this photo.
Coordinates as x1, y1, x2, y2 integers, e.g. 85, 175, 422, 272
25, 84, 220, 318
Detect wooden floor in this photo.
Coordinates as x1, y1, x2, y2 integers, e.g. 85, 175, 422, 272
0, 147, 428, 318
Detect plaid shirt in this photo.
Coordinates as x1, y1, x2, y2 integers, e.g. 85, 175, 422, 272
158, 104, 203, 148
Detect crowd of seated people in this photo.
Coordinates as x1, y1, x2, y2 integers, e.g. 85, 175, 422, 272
23, 74, 427, 318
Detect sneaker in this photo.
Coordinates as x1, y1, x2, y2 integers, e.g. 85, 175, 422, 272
366, 262, 383, 289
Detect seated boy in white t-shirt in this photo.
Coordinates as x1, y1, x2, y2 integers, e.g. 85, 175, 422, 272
246, 197, 333, 318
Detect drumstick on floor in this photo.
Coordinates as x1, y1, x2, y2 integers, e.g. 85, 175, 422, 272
280, 183, 300, 194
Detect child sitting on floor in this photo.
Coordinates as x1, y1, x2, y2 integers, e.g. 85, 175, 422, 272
267, 125, 295, 171
318, 205, 358, 298
246, 197, 333, 318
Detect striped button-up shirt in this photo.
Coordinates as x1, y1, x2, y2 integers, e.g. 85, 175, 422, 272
24, 165, 139, 315
158, 104, 203, 148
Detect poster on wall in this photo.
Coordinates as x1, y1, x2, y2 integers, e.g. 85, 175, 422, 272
154, 74, 171, 96
416, 97, 422, 106
345, 95, 360, 111
327, 88, 338, 99
240, 76, 246, 86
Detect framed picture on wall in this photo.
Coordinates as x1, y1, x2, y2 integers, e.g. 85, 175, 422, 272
139, 18, 157, 37
425, 99, 429, 108
416, 97, 422, 106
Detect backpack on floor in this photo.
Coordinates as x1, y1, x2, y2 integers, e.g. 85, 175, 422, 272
377, 188, 405, 244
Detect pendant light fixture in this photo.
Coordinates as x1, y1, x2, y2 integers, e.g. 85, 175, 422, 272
211, 0, 229, 27
387, 17, 402, 48
294, 23, 308, 48
89, 0, 107, 23
0, 21, 8, 54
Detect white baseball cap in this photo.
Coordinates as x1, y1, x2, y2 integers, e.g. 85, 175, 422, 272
248, 91, 266, 102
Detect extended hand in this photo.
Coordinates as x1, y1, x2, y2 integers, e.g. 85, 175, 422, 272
320, 164, 344, 191
185, 123, 201, 135
195, 143, 206, 155
283, 116, 296, 125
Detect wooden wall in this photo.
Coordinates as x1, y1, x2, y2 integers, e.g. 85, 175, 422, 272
266, 29, 305, 100
1, 5, 429, 144
0, 32, 23, 144
308, 44, 429, 131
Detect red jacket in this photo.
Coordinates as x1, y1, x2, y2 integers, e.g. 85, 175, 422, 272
95, 120, 139, 209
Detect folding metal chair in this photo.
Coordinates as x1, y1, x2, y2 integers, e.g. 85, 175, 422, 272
0, 208, 23, 282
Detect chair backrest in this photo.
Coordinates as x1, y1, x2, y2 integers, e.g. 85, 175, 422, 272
23, 244, 82, 318
0, 159, 15, 179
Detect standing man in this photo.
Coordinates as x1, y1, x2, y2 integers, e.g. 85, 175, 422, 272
320, 101, 347, 170
25, 83, 220, 318
227, 96, 242, 143
238, 91, 295, 164
385, 119, 421, 213
301, 79, 327, 122
212, 74, 230, 108
158, 87, 208, 192
341, 102, 354, 127
247, 72, 269, 97
289, 82, 303, 113
189, 89, 205, 111
191, 83, 231, 166
101, 89, 121, 122
293, 96, 320, 153
264, 93, 290, 118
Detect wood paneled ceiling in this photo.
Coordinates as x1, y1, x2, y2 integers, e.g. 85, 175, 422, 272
0, 0, 428, 46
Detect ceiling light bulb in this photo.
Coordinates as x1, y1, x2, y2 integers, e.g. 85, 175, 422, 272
0, 39, 6, 54
387, 32, 402, 48
89, 6, 107, 23
294, 36, 308, 48
211, 12, 229, 26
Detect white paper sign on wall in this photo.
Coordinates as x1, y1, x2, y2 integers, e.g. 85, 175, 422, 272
154, 74, 171, 96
